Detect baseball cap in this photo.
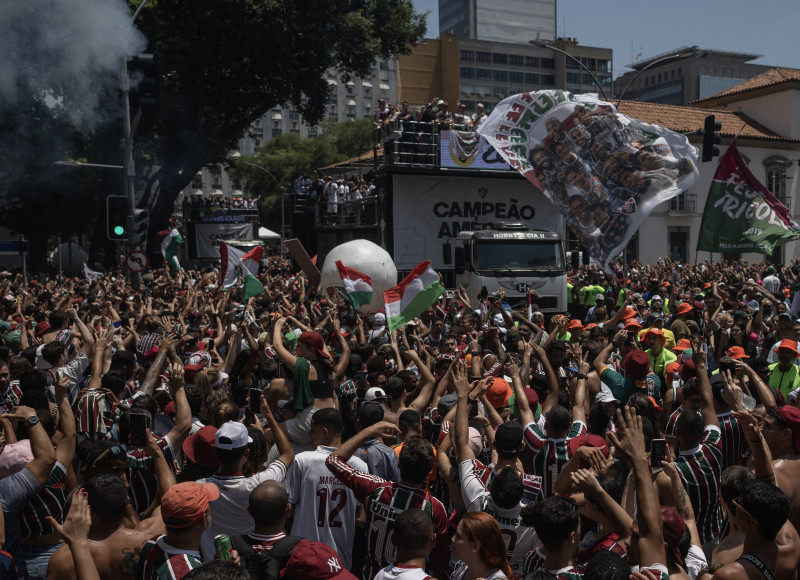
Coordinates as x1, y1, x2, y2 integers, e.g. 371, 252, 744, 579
595, 293, 605, 302
182, 425, 220, 469
775, 406, 800, 452
672, 339, 692, 353
281, 541, 358, 580
468, 427, 484, 456
215, 421, 253, 450
567, 434, 609, 465
643, 328, 665, 344
0, 440, 33, 479
365, 387, 388, 402
650, 295, 662, 302
726, 346, 749, 360
494, 421, 524, 454
778, 339, 799, 355
595, 388, 620, 404
661, 506, 687, 567
299, 331, 331, 358
622, 350, 650, 380
486, 378, 513, 409
35, 321, 51, 336
508, 388, 540, 420
161, 481, 220, 528
778, 312, 793, 321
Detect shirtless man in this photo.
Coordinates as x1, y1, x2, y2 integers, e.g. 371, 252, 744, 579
758, 406, 800, 533
46, 474, 165, 579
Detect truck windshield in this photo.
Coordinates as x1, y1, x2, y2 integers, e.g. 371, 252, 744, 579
473, 240, 565, 272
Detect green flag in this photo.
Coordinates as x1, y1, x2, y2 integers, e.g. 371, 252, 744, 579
697, 140, 800, 254
242, 274, 264, 300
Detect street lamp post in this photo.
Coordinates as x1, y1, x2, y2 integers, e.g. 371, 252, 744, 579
529, 39, 609, 101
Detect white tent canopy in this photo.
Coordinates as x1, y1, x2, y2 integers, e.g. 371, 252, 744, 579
258, 227, 280, 239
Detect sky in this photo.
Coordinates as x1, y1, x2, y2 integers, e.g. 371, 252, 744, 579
411, 0, 800, 78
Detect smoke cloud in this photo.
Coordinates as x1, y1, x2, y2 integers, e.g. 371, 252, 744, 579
0, 0, 147, 128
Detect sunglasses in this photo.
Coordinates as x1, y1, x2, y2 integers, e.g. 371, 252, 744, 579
731, 497, 754, 520
90, 445, 125, 469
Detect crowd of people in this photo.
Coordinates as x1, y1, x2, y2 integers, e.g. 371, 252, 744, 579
0, 256, 800, 580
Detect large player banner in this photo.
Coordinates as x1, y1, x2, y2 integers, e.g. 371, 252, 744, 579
697, 140, 800, 254
477, 90, 699, 271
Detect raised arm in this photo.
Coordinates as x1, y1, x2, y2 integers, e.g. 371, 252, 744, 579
272, 317, 298, 368
405, 350, 436, 414
692, 341, 717, 428
261, 395, 294, 468
453, 363, 475, 462
6, 405, 56, 486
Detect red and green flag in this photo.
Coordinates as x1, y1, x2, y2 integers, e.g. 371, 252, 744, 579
697, 140, 800, 254
335, 261, 373, 309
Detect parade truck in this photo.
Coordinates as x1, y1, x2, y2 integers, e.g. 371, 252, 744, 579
443, 222, 568, 313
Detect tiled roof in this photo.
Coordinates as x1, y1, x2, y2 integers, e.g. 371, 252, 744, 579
616, 100, 796, 142
692, 67, 800, 103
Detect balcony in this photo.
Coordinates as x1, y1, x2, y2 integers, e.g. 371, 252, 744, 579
667, 193, 697, 215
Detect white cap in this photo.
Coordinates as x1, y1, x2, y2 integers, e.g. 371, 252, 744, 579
215, 421, 253, 450
595, 387, 619, 404
365, 387, 388, 402
651, 295, 662, 302
595, 293, 605, 302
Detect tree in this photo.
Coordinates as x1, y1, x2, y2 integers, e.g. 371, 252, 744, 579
134, 0, 426, 259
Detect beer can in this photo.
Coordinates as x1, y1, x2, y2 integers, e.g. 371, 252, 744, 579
214, 534, 234, 560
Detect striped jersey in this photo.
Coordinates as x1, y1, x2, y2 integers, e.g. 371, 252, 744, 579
459, 459, 539, 573
20, 462, 67, 538
471, 460, 543, 506
523, 549, 586, 580
135, 535, 203, 580
523, 421, 587, 498
325, 454, 450, 580
126, 436, 176, 516
285, 446, 367, 569
136, 332, 162, 364
1, 380, 22, 412
675, 425, 723, 545
716, 411, 747, 469
663, 405, 684, 441
75, 388, 115, 440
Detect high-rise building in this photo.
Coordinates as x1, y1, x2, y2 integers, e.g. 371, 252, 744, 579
439, 0, 556, 45
613, 46, 771, 106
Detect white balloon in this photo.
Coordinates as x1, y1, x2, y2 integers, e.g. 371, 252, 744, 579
320, 240, 397, 313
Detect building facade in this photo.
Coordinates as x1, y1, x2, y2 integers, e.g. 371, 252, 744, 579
439, 0, 557, 45
398, 34, 612, 114
613, 46, 772, 106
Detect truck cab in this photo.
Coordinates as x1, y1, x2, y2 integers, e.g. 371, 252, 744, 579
447, 222, 567, 313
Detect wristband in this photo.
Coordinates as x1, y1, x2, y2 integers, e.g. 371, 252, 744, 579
471, 351, 480, 356
576, 373, 588, 380
611, 340, 619, 348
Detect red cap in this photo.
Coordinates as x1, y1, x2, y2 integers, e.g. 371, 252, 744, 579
299, 331, 331, 358
622, 350, 650, 379
775, 406, 800, 452
661, 507, 687, 567
281, 541, 358, 580
679, 358, 697, 382
486, 377, 512, 409
182, 425, 220, 469
726, 346, 749, 360
161, 481, 219, 528
35, 322, 51, 336
567, 434, 609, 466
778, 339, 799, 355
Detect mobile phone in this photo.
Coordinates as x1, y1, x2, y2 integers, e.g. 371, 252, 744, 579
128, 410, 151, 447
650, 439, 667, 469
249, 388, 263, 409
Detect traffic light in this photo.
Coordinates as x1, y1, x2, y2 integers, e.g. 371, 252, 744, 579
129, 208, 149, 245
702, 114, 722, 162
130, 53, 163, 116
107, 196, 130, 240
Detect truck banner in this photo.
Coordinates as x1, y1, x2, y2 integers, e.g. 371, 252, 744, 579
439, 130, 513, 171
477, 90, 699, 272
195, 223, 254, 258
392, 174, 564, 271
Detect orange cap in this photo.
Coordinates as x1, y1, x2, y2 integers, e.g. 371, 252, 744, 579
778, 339, 799, 356
624, 318, 642, 330
672, 338, 692, 352
677, 302, 693, 315
643, 328, 665, 345
486, 378, 512, 409
161, 482, 220, 528
726, 346, 749, 360
567, 319, 584, 331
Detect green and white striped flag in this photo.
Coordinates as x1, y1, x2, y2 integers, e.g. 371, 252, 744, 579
383, 261, 445, 331
158, 228, 183, 271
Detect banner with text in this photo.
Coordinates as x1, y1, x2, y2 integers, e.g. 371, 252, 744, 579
195, 223, 254, 259
476, 90, 699, 272
697, 140, 800, 254
439, 130, 514, 171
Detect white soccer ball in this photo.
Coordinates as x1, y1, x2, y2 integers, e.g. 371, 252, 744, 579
320, 240, 397, 313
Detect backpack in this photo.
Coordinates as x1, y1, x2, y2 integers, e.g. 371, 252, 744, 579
230, 534, 304, 580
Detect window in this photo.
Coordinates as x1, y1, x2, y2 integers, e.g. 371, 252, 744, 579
671, 69, 675, 79
540, 74, 555, 85
289, 111, 299, 121
700, 66, 705, 75
460, 50, 475, 62
509, 71, 524, 84
657, 73, 662, 82
476, 85, 491, 96
597, 60, 610, 73
271, 128, 282, 138
492, 70, 507, 82
540, 58, 555, 69
476, 51, 491, 63
767, 168, 787, 202
525, 73, 539, 85
566, 72, 581, 84
379, 60, 389, 71
582, 58, 595, 68
509, 54, 524, 66
677, 67, 682, 77
476, 68, 492, 80
308, 132, 317, 139
460, 67, 475, 79
735, 70, 741, 78
727, 69, 732, 77
525, 56, 539, 67
565, 59, 580, 69
492, 53, 507, 65
326, 98, 336, 105
461, 83, 475, 95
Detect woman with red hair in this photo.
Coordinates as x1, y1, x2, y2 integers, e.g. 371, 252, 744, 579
451, 511, 514, 580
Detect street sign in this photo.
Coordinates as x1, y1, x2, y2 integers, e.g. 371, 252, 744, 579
125, 251, 149, 272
